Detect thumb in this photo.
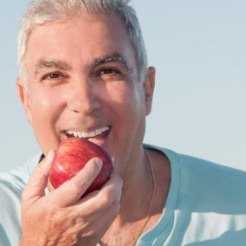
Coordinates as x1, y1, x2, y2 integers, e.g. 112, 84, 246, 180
22, 150, 55, 207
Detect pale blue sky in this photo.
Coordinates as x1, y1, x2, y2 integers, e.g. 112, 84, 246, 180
0, 0, 245, 171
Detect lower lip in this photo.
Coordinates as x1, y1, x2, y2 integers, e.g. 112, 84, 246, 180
63, 129, 110, 147
88, 130, 109, 147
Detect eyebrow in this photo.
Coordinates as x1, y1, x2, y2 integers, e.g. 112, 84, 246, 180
34, 52, 132, 76
34, 59, 72, 76
90, 52, 132, 72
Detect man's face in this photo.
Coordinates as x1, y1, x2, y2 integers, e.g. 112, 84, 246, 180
17, 13, 154, 171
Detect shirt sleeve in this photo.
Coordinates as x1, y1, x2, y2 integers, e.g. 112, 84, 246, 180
0, 176, 22, 246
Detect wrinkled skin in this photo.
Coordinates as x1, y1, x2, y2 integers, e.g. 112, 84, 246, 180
20, 151, 122, 245
17, 12, 155, 245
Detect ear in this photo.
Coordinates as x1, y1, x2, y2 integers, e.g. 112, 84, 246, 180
143, 66, 155, 115
16, 78, 33, 124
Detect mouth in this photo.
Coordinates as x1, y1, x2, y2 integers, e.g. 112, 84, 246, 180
63, 126, 110, 146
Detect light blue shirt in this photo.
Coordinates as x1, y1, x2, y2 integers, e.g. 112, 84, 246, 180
138, 146, 246, 245
0, 154, 40, 246
0, 147, 246, 246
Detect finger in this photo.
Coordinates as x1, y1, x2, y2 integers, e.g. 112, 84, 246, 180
78, 198, 121, 240
101, 170, 123, 204
72, 172, 123, 216
22, 150, 55, 206
47, 157, 103, 207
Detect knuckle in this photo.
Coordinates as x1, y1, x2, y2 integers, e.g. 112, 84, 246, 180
42, 203, 59, 218
66, 179, 86, 196
100, 192, 116, 208
43, 206, 72, 227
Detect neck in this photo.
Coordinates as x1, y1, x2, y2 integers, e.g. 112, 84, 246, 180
100, 148, 156, 245
116, 147, 154, 224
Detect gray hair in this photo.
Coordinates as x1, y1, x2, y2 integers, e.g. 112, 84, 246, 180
17, 0, 148, 83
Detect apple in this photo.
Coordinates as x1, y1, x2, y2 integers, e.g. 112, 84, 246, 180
49, 138, 113, 196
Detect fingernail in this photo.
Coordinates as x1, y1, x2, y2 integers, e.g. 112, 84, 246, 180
45, 149, 55, 163
94, 158, 103, 169
110, 157, 117, 168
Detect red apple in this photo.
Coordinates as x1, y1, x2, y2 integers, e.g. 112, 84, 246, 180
49, 138, 112, 196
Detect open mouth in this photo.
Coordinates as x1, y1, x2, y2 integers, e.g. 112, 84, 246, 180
64, 126, 110, 146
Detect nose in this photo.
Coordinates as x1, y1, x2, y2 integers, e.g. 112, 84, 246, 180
67, 79, 101, 116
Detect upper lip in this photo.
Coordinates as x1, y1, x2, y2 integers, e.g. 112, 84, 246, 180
64, 126, 110, 138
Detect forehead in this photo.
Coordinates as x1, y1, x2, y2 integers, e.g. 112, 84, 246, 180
26, 13, 136, 70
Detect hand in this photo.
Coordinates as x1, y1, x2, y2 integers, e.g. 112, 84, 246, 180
20, 150, 123, 246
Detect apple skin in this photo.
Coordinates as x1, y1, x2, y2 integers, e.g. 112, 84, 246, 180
49, 138, 113, 196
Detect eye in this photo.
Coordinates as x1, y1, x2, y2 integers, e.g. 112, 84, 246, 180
96, 67, 123, 82
39, 71, 69, 86
42, 72, 62, 80
100, 68, 119, 75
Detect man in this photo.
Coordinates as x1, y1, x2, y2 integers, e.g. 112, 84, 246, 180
0, 0, 245, 245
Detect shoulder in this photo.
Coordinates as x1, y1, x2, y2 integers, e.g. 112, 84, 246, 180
0, 154, 41, 245
179, 148, 245, 210
177, 153, 246, 195
175, 153, 246, 244
146, 143, 246, 184
143, 144, 246, 244
145, 143, 246, 208
0, 153, 42, 210
0, 153, 42, 189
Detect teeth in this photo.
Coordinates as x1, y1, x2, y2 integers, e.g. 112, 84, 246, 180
66, 126, 109, 139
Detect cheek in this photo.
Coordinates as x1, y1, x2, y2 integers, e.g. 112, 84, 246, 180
106, 82, 145, 120
125, 83, 145, 114
106, 81, 142, 103
28, 87, 65, 126
27, 86, 67, 152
